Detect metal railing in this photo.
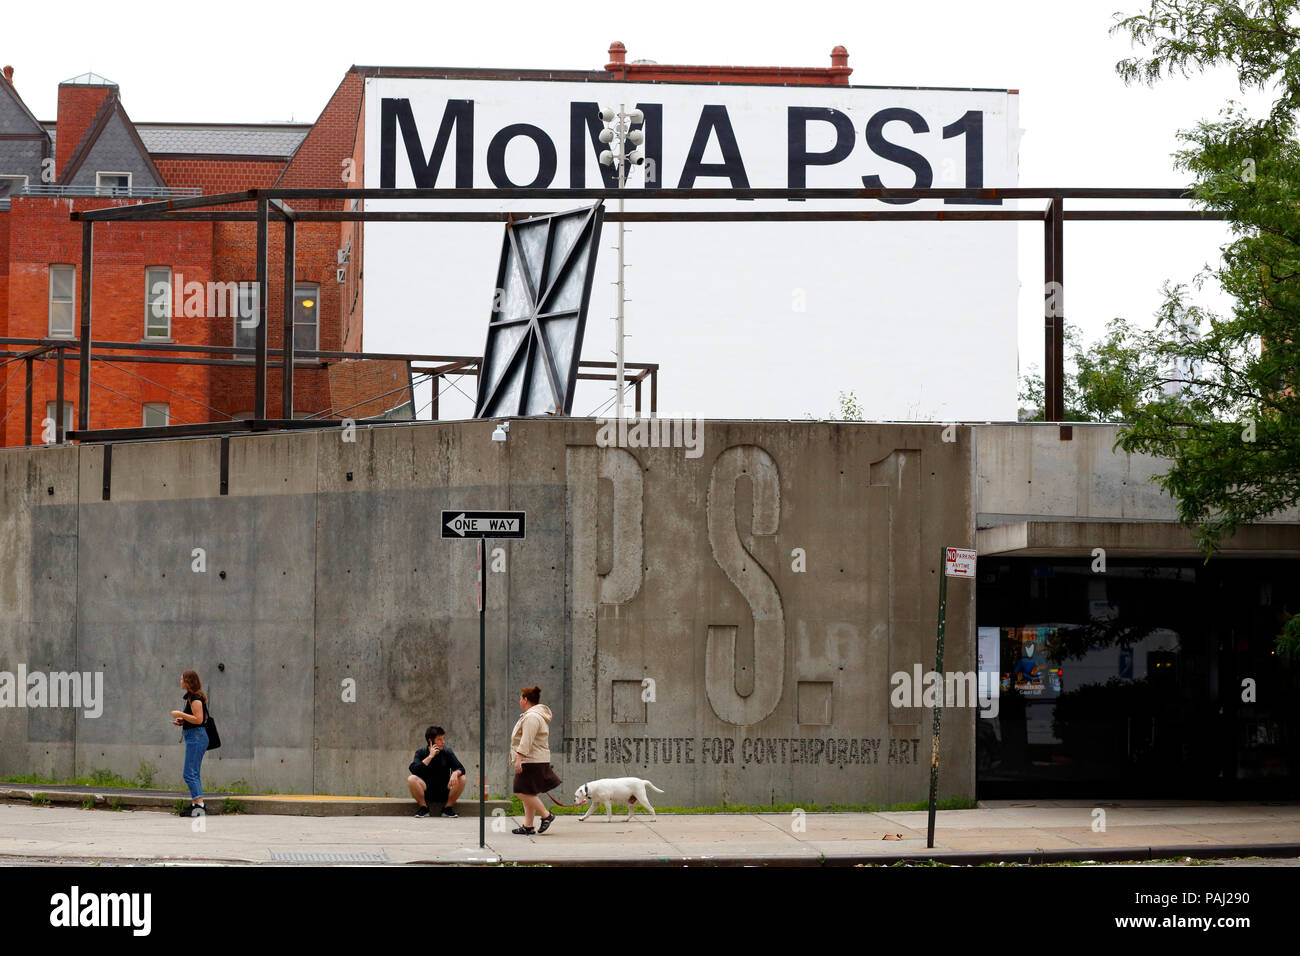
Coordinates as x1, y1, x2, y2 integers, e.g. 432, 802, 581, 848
21, 184, 203, 199
0, 336, 660, 445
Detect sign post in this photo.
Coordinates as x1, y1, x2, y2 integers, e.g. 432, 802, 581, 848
928, 546, 976, 849
442, 510, 526, 849
477, 537, 484, 848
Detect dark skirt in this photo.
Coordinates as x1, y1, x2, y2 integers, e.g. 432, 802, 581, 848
513, 762, 561, 796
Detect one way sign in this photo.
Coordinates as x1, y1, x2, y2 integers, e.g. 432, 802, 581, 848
442, 510, 527, 539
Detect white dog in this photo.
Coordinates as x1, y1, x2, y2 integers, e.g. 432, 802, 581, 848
574, 777, 665, 822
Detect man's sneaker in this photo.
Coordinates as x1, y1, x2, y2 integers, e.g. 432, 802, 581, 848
538, 812, 556, 833
440, 806, 458, 818
414, 806, 430, 818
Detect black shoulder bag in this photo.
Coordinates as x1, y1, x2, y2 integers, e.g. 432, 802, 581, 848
202, 694, 221, 751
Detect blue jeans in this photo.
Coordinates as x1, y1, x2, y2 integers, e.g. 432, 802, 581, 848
182, 726, 208, 800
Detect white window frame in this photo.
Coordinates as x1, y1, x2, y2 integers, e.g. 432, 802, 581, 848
144, 267, 171, 339
294, 283, 320, 353
0, 174, 28, 198
96, 171, 132, 196
234, 281, 259, 350
44, 401, 73, 442
142, 403, 170, 428
48, 265, 76, 338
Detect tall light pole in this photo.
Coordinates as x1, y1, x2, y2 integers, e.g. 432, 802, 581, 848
598, 105, 644, 418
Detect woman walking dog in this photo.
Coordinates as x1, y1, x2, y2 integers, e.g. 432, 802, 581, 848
170, 670, 209, 817
510, 685, 560, 835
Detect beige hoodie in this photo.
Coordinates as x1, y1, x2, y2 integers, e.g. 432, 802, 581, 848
510, 704, 553, 764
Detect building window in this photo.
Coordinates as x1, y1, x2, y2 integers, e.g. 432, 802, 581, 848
143, 403, 169, 428
234, 282, 258, 350
145, 267, 171, 339
294, 283, 319, 352
49, 265, 76, 338
0, 174, 28, 199
96, 171, 131, 196
44, 401, 73, 442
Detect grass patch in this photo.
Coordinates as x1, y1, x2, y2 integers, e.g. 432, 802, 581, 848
509, 795, 979, 816
30, 793, 50, 807
87, 768, 131, 788
888, 858, 950, 867
1, 769, 255, 794
222, 798, 245, 815
4, 770, 133, 789
107, 797, 125, 811
172, 799, 190, 815
80, 795, 95, 810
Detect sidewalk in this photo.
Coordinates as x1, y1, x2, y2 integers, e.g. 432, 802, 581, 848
1, 788, 1298, 864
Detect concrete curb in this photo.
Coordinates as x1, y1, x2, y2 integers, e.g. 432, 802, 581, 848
418, 843, 1300, 867
0, 787, 191, 813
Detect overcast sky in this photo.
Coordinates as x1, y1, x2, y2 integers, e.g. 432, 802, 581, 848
10, 0, 1276, 414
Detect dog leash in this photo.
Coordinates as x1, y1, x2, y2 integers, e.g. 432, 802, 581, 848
543, 790, 580, 807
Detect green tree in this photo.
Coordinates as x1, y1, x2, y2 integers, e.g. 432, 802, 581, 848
1105, 0, 1300, 656
1018, 322, 1126, 421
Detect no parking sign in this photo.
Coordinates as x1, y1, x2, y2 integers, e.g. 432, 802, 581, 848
944, 547, 977, 577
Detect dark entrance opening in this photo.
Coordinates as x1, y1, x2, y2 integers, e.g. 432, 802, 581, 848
976, 557, 1300, 799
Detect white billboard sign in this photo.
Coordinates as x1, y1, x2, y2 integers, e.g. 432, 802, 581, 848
362, 76, 1020, 421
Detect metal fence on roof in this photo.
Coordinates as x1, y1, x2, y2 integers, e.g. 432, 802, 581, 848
21, 185, 203, 199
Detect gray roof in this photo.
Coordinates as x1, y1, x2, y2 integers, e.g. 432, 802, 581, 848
136, 124, 310, 158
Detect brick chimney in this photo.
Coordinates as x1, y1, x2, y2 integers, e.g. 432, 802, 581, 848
606, 40, 627, 75
55, 77, 117, 181
1, 66, 13, 86
830, 45, 851, 83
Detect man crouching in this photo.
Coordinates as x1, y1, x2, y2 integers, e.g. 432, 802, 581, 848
408, 725, 466, 817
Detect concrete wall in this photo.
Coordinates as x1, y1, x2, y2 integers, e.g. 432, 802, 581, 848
974, 423, 1300, 525
0, 419, 975, 805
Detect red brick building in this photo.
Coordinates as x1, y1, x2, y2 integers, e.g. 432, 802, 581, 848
0, 44, 851, 446
0, 68, 356, 446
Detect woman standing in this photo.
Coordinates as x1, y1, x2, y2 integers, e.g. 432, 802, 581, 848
169, 670, 209, 817
510, 685, 560, 835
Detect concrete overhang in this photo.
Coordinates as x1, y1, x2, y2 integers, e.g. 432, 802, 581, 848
976, 520, 1300, 558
